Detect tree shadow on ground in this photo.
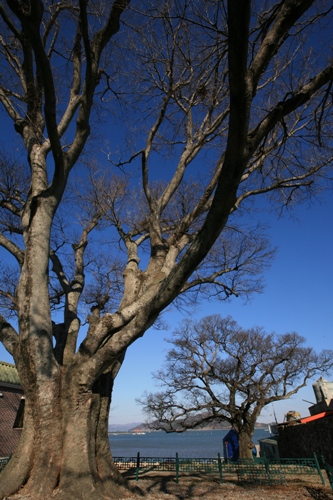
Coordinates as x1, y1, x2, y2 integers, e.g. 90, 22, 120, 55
126, 473, 225, 500
145, 476, 221, 500
306, 486, 333, 500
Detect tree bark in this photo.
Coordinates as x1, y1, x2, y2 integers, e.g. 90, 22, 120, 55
238, 426, 255, 459
0, 367, 130, 500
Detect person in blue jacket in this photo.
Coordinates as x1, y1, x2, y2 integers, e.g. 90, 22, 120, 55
222, 428, 239, 462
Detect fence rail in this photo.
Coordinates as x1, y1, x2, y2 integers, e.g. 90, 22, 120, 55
114, 452, 326, 485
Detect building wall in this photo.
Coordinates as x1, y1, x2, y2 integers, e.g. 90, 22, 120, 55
258, 438, 279, 459
0, 386, 23, 456
278, 415, 333, 463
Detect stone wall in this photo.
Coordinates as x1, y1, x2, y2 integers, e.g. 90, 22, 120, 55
278, 415, 333, 463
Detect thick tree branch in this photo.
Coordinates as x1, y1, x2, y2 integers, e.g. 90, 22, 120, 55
248, 65, 333, 155
0, 234, 24, 266
0, 314, 19, 356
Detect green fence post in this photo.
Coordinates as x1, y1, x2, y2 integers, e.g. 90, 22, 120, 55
218, 453, 223, 484
321, 455, 330, 490
135, 452, 140, 482
176, 453, 179, 484
263, 454, 271, 484
314, 453, 325, 485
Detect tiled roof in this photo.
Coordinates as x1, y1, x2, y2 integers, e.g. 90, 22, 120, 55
0, 361, 20, 386
0, 390, 23, 456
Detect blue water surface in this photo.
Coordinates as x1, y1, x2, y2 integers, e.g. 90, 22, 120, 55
109, 429, 269, 458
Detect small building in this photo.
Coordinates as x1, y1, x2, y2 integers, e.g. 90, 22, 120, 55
276, 377, 333, 462
258, 436, 280, 458
0, 361, 24, 456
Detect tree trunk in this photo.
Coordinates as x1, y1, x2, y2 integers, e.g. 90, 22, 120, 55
93, 372, 128, 489
238, 428, 255, 459
0, 370, 130, 500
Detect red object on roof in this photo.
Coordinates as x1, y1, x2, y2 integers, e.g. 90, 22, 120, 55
300, 411, 333, 424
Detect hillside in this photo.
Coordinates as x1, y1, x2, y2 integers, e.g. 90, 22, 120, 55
126, 420, 269, 433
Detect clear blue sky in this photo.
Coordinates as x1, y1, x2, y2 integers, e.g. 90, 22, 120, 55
108, 194, 333, 425
0, 4, 332, 433
0, 191, 332, 426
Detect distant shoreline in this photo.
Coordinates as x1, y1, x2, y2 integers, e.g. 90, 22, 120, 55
108, 426, 270, 435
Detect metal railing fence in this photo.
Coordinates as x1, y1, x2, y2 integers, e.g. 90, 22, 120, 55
113, 452, 325, 485
1, 451, 329, 487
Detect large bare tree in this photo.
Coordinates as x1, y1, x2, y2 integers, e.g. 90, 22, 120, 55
0, 1, 333, 498
138, 315, 333, 458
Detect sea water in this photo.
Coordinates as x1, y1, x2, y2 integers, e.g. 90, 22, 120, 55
108, 429, 270, 458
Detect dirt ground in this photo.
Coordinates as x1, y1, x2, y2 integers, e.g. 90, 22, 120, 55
5, 473, 333, 499
121, 473, 333, 500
